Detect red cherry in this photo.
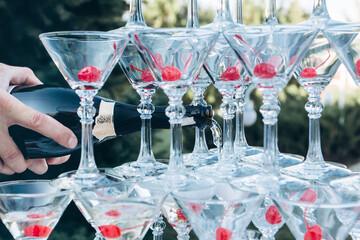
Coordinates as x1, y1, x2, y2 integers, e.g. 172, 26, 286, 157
300, 188, 318, 203
304, 225, 322, 240
254, 63, 276, 79
24, 225, 53, 238
356, 59, 360, 78
221, 67, 241, 81
265, 205, 282, 225
300, 68, 317, 78
78, 66, 101, 82
176, 209, 187, 221
162, 66, 182, 81
99, 225, 121, 239
141, 68, 155, 82
188, 203, 203, 214
216, 227, 233, 240
105, 210, 121, 217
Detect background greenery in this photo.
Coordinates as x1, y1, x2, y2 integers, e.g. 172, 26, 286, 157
0, 0, 359, 239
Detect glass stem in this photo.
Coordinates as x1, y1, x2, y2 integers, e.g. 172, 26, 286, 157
260, 95, 280, 175
219, 94, 236, 163
264, 0, 278, 24
234, 91, 249, 151
193, 128, 209, 153
126, 0, 146, 27
76, 90, 98, 176
305, 94, 324, 164
311, 0, 330, 18
186, 0, 200, 28
137, 89, 156, 163
165, 89, 187, 174
151, 213, 166, 240
235, 0, 243, 24
214, 0, 233, 23
191, 88, 209, 154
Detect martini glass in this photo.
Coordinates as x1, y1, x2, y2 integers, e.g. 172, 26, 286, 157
39, 31, 128, 181
0, 180, 73, 240
183, 0, 218, 168
224, 24, 318, 173
172, 180, 262, 240
57, 169, 131, 240
111, 0, 168, 179
233, 0, 262, 160
224, 23, 318, 239
241, 0, 304, 168
74, 178, 167, 240
130, 27, 219, 184
195, 0, 259, 180
131, 27, 219, 240
281, 0, 351, 182
272, 183, 360, 240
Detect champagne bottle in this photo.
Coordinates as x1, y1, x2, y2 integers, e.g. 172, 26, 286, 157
9, 85, 213, 159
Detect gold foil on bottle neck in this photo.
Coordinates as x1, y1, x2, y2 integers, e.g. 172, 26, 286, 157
93, 101, 116, 141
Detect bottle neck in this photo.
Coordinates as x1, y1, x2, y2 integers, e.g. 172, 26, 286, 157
311, 0, 330, 19
126, 0, 147, 27
186, 0, 200, 28
264, 0, 278, 24
213, 0, 234, 24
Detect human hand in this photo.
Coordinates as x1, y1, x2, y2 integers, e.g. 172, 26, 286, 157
0, 63, 77, 175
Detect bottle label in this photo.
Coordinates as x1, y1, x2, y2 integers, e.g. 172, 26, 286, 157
93, 100, 116, 141
182, 117, 196, 126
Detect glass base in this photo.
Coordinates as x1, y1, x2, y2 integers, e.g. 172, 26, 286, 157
241, 152, 303, 168
196, 162, 259, 180
281, 161, 351, 182
183, 152, 218, 168
113, 161, 167, 179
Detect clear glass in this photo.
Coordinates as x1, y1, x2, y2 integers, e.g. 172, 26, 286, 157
232, 0, 263, 160
58, 169, 129, 240
224, 24, 318, 178
74, 179, 167, 240
0, 180, 73, 240
111, 0, 168, 179
183, 0, 218, 168
172, 180, 262, 240
131, 27, 219, 181
282, 33, 351, 181
272, 183, 360, 240
39, 31, 128, 180
131, 28, 219, 240
195, 0, 259, 179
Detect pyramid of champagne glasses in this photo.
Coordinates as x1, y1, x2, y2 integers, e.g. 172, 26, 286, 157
6, 0, 360, 239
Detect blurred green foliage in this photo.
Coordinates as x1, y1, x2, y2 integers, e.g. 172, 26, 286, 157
0, 0, 359, 239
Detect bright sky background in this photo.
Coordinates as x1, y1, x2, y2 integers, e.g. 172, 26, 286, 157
198, 0, 360, 23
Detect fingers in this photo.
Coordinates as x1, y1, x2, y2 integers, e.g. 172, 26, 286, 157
7, 98, 78, 150
26, 159, 48, 175
0, 63, 42, 87
0, 131, 27, 173
0, 159, 16, 175
47, 155, 71, 165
